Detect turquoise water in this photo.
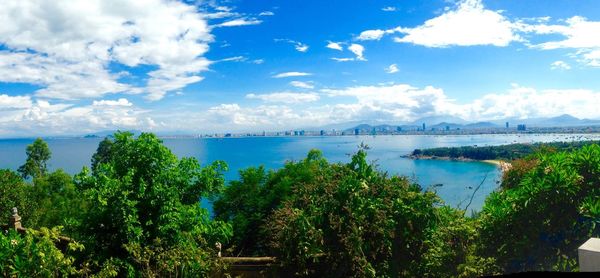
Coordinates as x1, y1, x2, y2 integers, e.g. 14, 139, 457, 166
2, 133, 600, 212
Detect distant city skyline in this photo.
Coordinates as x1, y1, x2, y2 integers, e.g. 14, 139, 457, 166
1, 0, 600, 137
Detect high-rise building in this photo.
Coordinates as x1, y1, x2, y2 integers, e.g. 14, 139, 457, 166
422, 123, 426, 131
517, 124, 526, 131
320, 130, 325, 136
354, 128, 360, 135
505, 122, 509, 128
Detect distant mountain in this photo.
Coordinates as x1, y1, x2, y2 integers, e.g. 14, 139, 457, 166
464, 122, 499, 129
411, 115, 468, 126
343, 114, 600, 134
430, 122, 463, 130
84, 129, 144, 138
500, 114, 600, 128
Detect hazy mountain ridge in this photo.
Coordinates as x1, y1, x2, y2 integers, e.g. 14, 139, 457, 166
344, 114, 600, 133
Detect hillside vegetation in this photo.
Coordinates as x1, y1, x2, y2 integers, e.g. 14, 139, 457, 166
0, 132, 599, 276
411, 140, 600, 161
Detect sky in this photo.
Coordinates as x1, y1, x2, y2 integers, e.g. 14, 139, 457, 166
2, 0, 600, 136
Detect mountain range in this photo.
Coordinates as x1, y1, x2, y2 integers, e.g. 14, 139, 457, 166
340, 114, 600, 133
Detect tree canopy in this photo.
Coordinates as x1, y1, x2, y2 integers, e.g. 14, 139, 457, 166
18, 138, 51, 179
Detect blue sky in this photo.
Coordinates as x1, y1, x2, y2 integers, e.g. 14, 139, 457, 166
1, 0, 600, 136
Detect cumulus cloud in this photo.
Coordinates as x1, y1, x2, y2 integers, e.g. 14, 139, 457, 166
551, 61, 571, 70
246, 92, 320, 104
519, 16, 600, 67
272, 72, 312, 78
290, 81, 315, 89
93, 98, 133, 107
0, 0, 216, 101
357, 0, 518, 47
0, 94, 33, 109
385, 64, 399, 73
326, 41, 344, 51
0, 97, 154, 137
357, 29, 387, 41
348, 44, 366, 61
382, 7, 397, 12
393, 0, 519, 47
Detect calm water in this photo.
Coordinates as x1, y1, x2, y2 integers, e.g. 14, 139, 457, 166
2, 133, 599, 212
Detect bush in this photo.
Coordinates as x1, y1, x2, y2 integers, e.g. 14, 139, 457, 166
74, 132, 232, 275
477, 144, 600, 272
265, 149, 452, 277
0, 227, 82, 277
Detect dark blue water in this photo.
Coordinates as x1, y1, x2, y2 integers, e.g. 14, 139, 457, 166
2, 134, 599, 211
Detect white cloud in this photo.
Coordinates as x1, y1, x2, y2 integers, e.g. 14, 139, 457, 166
215, 18, 262, 27
290, 81, 315, 89
295, 44, 309, 52
394, 0, 518, 47
331, 58, 355, 62
272, 72, 312, 78
551, 61, 571, 70
0, 94, 32, 109
358, 0, 518, 47
463, 85, 600, 120
357, 29, 387, 41
385, 64, 399, 73
520, 16, 600, 67
0, 0, 215, 101
93, 98, 133, 107
259, 11, 274, 16
252, 59, 265, 64
0, 97, 155, 137
246, 92, 320, 104
348, 44, 366, 61
382, 7, 397, 12
276, 39, 309, 52
326, 41, 344, 51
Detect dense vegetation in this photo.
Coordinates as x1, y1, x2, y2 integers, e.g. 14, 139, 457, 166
1, 133, 599, 276
411, 140, 600, 161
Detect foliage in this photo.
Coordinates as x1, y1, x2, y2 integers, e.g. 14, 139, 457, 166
18, 138, 52, 179
91, 137, 114, 172
0, 227, 83, 277
213, 149, 328, 256
25, 170, 86, 234
0, 169, 32, 225
5, 132, 600, 276
264, 148, 460, 277
412, 140, 600, 161
74, 131, 232, 275
477, 144, 600, 272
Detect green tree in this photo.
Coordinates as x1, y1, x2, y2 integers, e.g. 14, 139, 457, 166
0, 169, 32, 224
214, 149, 328, 256
75, 132, 232, 276
91, 137, 114, 172
18, 138, 51, 179
265, 149, 447, 277
24, 170, 85, 234
477, 144, 600, 272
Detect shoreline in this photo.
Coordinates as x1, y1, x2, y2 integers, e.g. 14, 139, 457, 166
406, 155, 512, 172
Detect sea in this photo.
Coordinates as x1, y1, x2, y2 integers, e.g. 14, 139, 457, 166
2, 133, 600, 212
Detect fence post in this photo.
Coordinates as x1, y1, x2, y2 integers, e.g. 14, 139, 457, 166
9, 207, 22, 230
579, 238, 600, 272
